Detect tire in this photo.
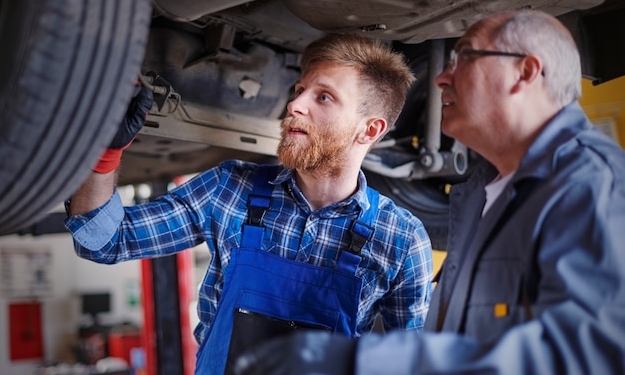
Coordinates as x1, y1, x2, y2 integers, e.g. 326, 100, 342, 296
365, 171, 450, 251
362, 40, 454, 251
0, 0, 152, 235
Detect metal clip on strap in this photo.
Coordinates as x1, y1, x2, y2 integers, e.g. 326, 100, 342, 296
241, 165, 280, 249
247, 195, 272, 226
347, 186, 379, 255
348, 220, 374, 255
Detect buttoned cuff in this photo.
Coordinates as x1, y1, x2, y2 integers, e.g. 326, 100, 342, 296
64, 191, 124, 250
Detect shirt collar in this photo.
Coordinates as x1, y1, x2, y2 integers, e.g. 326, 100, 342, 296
272, 166, 371, 213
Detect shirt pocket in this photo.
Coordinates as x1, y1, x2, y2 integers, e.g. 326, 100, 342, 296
463, 258, 530, 343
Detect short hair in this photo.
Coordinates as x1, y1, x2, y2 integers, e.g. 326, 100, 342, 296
492, 10, 581, 107
300, 33, 415, 132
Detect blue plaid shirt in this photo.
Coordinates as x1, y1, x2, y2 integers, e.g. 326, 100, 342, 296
66, 160, 432, 344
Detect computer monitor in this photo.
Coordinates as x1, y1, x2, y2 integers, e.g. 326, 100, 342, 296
81, 292, 111, 325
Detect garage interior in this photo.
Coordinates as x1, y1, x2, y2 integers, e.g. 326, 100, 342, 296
1, 66, 624, 375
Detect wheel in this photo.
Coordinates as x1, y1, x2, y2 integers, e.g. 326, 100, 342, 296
365, 171, 451, 250
0, 0, 152, 235
363, 40, 455, 251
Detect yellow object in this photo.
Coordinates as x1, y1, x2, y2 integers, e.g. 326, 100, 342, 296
494, 303, 508, 318
432, 250, 446, 277
579, 77, 625, 148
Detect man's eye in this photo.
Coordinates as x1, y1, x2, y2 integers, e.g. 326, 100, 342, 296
458, 52, 471, 62
319, 93, 332, 102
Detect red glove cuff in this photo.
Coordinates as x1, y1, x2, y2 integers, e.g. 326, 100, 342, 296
93, 148, 125, 174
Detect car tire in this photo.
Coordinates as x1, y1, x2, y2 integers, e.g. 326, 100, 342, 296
0, 0, 152, 235
362, 40, 455, 251
365, 171, 450, 251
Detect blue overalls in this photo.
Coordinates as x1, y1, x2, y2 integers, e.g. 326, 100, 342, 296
195, 165, 379, 375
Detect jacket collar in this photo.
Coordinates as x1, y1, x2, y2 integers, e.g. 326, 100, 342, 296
515, 101, 592, 182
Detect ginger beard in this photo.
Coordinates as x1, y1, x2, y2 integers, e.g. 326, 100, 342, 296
277, 117, 357, 176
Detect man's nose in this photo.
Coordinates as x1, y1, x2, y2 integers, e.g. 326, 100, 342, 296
286, 93, 309, 116
434, 67, 452, 89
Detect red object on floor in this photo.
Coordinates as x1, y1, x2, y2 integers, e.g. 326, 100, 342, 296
109, 332, 142, 365
9, 301, 44, 361
140, 259, 157, 375
140, 175, 198, 375
176, 248, 199, 375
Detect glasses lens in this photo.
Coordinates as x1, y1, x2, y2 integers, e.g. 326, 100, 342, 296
448, 50, 457, 72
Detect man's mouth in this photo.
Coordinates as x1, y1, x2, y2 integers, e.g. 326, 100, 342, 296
441, 97, 454, 108
282, 117, 309, 134
441, 90, 455, 108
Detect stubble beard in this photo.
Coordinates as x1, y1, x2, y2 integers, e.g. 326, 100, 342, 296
277, 117, 354, 177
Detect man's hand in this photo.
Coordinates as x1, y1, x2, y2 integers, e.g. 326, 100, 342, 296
93, 82, 153, 174
233, 331, 357, 375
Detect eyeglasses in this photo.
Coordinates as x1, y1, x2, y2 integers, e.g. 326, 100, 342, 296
447, 49, 527, 73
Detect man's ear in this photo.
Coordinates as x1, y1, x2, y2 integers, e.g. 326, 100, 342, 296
357, 117, 387, 144
512, 55, 543, 93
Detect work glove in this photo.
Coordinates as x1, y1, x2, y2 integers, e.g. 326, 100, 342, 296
233, 331, 357, 375
93, 82, 153, 174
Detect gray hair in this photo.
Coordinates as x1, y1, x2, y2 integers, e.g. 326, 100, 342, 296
493, 10, 581, 107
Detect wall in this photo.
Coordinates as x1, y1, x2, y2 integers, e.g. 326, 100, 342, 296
0, 233, 143, 375
579, 76, 625, 147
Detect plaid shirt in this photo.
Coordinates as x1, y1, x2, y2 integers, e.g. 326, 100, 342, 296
66, 160, 432, 344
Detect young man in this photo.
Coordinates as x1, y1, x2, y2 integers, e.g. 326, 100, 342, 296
65, 33, 433, 375
234, 10, 625, 375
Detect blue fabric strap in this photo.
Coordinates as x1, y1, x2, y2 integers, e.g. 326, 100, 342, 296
349, 187, 379, 254
338, 187, 379, 273
240, 225, 265, 248
241, 165, 280, 248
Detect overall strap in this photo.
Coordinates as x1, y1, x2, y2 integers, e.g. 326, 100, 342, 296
241, 165, 280, 249
242, 166, 379, 274
338, 187, 379, 273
